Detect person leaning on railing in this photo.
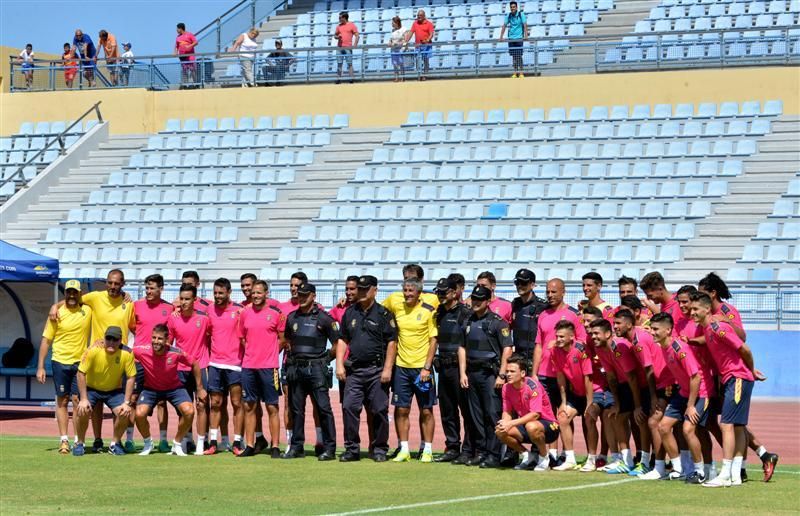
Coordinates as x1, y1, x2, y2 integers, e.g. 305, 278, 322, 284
231, 28, 260, 87
16, 43, 35, 90
263, 39, 295, 87
62, 43, 79, 89
387, 16, 409, 83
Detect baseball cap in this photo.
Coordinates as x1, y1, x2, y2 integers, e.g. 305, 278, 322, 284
104, 326, 123, 340
357, 275, 378, 289
123, 42, 131, 48
414, 373, 432, 392
514, 268, 536, 283
434, 277, 457, 295
64, 279, 81, 292
470, 285, 491, 301
297, 282, 316, 294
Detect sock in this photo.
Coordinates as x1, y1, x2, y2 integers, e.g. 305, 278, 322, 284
187, 431, 194, 442
655, 459, 666, 476
221, 435, 230, 446
741, 459, 747, 469
548, 449, 558, 460
640, 451, 651, 467
732, 456, 743, 482
673, 456, 683, 474
197, 435, 205, 450
634, 450, 642, 464
756, 445, 767, 459
610, 452, 622, 463
173, 440, 182, 448
565, 450, 576, 463
719, 458, 733, 480
694, 462, 704, 477
126, 426, 134, 441
255, 431, 263, 439
423, 442, 432, 453
704, 463, 712, 479
159, 430, 168, 441
621, 449, 633, 468
209, 429, 219, 441
143, 437, 152, 447
539, 454, 549, 465
315, 427, 323, 443
285, 430, 292, 443
586, 454, 597, 464
234, 434, 242, 443
60, 434, 69, 442
598, 454, 606, 462
400, 441, 409, 453
521, 451, 530, 463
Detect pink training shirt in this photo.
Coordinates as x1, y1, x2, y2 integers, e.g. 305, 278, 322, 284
133, 298, 173, 347
661, 339, 708, 398
675, 317, 718, 397
335, 21, 359, 47
596, 337, 639, 386
489, 297, 513, 324
551, 341, 601, 396
502, 377, 556, 421
536, 305, 587, 377
167, 310, 211, 371
631, 326, 673, 389
715, 301, 743, 329
702, 320, 754, 383
329, 301, 352, 324
583, 338, 609, 390
208, 302, 244, 370
133, 344, 193, 391
240, 304, 286, 369
660, 294, 681, 321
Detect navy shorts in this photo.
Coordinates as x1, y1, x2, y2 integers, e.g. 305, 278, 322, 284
639, 387, 652, 415
538, 375, 561, 416
133, 362, 145, 394
613, 383, 635, 413
138, 388, 192, 410
392, 366, 437, 409
566, 389, 587, 415
593, 390, 614, 409
242, 367, 281, 405
178, 368, 208, 399
87, 389, 125, 410
207, 366, 242, 393
664, 392, 710, 427
508, 40, 523, 58
516, 419, 560, 445
721, 377, 753, 425
52, 361, 80, 398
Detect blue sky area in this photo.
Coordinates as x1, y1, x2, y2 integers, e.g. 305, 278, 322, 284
0, 0, 240, 57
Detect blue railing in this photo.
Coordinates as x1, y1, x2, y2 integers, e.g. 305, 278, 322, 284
194, 0, 290, 54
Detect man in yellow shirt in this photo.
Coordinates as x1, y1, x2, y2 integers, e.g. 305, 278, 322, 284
391, 278, 438, 463
382, 264, 440, 314
74, 326, 135, 456
36, 279, 92, 454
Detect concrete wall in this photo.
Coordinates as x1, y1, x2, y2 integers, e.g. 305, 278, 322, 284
749, 330, 800, 398
1, 66, 798, 136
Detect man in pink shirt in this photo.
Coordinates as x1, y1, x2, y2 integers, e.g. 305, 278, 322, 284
580, 306, 615, 471
691, 292, 761, 488
474, 271, 513, 324
175, 22, 198, 85
616, 276, 654, 324
640, 271, 680, 321
578, 272, 616, 323
205, 278, 244, 455
698, 272, 746, 341
238, 280, 286, 458
333, 11, 359, 84
330, 275, 359, 323
173, 270, 212, 311
240, 273, 257, 307
133, 324, 204, 456
495, 355, 559, 471
167, 284, 211, 455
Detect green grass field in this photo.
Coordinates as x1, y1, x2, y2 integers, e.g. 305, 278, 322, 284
1, 436, 798, 515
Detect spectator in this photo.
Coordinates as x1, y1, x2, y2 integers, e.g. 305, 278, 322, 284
333, 11, 359, 84
231, 28, 260, 87
404, 10, 435, 81
72, 29, 97, 87
119, 42, 134, 86
174, 22, 198, 87
16, 43, 35, 90
499, 1, 528, 78
98, 30, 120, 86
264, 39, 294, 86
387, 16, 408, 82
62, 43, 78, 89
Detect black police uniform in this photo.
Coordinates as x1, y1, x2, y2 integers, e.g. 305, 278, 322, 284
340, 301, 397, 459
435, 301, 474, 456
462, 310, 513, 463
284, 307, 340, 455
511, 293, 548, 372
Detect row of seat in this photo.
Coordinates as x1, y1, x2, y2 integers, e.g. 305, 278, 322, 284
755, 221, 800, 239
388, 120, 771, 144
404, 101, 782, 125
1, 165, 37, 181
40, 246, 218, 264
44, 225, 239, 244
297, 221, 697, 242
316, 200, 713, 220
0, 150, 62, 166
770, 200, 800, 217
145, 132, 330, 151
740, 244, 800, 262
634, 12, 798, 32
621, 29, 800, 45
66, 206, 258, 224
603, 39, 799, 63
277, 243, 681, 264
127, 150, 314, 168
370, 140, 757, 162
649, 1, 799, 18
163, 114, 349, 132
106, 169, 296, 187
726, 267, 800, 281
353, 160, 743, 182
336, 180, 727, 201
16, 120, 97, 136
87, 187, 277, 206
0, 135, 81, 151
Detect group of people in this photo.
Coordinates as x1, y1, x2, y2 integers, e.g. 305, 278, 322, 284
38, 263, 778, 487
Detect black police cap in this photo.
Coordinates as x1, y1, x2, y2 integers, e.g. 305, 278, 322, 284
515, 268, 536, 283
297, 282, 316, 294
357, 275, 378, 288
471, 285, 491, 301
434, 277, 457, 294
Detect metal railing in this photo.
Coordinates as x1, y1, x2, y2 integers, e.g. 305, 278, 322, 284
0, 102, 103, 198
194, 0, 290, 54
8, 27, 800, 92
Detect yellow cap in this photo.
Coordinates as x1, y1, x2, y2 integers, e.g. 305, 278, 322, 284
64, 279, 81, 292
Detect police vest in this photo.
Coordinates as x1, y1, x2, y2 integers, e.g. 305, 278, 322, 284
288, 311, 329, 359
511, 295, 547, 354
436, 303, 471, 354
465, 314, 500, 361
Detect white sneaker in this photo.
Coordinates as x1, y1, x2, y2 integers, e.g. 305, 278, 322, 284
639, 469, 666, 481
534, 460, 550, 472
600, 460, 619, 472
172, 444, 188, 456
553, 460, 578, 471
703, 476, 732, 488
194, 443, 205, 456
731, 478, 743, 486
579, 460, 597, 472
138, 441, 154, 456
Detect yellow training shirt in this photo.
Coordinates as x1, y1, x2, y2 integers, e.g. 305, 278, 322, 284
81, 291, 135, 344
382, 291, 440, 315
42, 304, 93, 364
393, 301, 438, 368
78, 345, 136, 391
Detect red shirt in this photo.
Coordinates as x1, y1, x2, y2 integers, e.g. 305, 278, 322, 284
535, 305, 587, 377
410, 19, 435, 44
167, 310, 211, 371
489, 297, 513, 324
133, 298, 173, 347
208, 302, 244, 369
660, 339, 708, 398
502, 377, 555, 422
335, 21, 359, 47
631, 327, 673, 389
133, 344, 192, 391
596, 337, 638, 385
702, 320, 754, 383
551, 342, 601, 396
240, 304, 286, 369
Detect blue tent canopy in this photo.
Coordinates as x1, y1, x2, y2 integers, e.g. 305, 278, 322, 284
0, 240, 59, 281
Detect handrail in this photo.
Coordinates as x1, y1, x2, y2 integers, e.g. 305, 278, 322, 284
195, 0, 253, 39
0, 101, 103, 193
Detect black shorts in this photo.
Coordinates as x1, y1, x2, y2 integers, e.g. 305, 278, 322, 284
508, 40, 523, 58
566, 390, 587, 415
538, 375, 561, 416
614, 383, 635, 414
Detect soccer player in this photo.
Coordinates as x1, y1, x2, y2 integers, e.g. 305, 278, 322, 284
239, 280, 285, 457
167, 283, 211, 455
74, 326, 135, 456
616, 276, 653, 321
391, 278, 438, 463
496, 355, 559, 472
473, 271, 513, 324
589, 319, 642, 474
205, 278, 244, 454
133, 324, 205, 456
551, 320, 598, 471
579, 272, 615, 321
510, 268, 547, 373
174, 270, 212, 311
448, 272, 466, 301
690, 292, 761, 487
580, 306, 615, 471
132, 273, 174, 453
640, 271, 680, 319
330, 275, 359, 323
619, 295, 650, 328
37, 279, 92, 454
240, 273, 257, 307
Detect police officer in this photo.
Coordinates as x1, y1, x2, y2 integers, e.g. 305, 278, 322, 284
336, 275, 397, 462
510, 268, 548, 373
458, 285, 513, 468
282, 283, 340, 461
432, 277, 474, 464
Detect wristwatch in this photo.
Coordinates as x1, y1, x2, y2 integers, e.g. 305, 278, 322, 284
125, 400, 134, 407
499, 373, 508, 380
423, 364, 431, 371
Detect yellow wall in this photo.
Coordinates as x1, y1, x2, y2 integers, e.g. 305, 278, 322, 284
1, 66, 798, 135
0, 46, 59, 93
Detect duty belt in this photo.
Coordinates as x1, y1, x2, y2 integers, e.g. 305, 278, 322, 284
288, 357, 328, 367
436, 353, 459, 367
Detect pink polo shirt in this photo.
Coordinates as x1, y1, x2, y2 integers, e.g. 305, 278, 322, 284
535, 305, 587, 377
715, 301, 743, 329
660, 339, 708, 398
208, 302, 244, 370
240, 304, 286, 369
175, 31, 197, 60
489, 297, 513, 324
551, 341, 601, 396
133, 344, 193, 391
167, 310, 211, 371
631, 326, 673, 389
596, 337, 638, 386
329, 301, 352, 323
702, 320, 754, 383
133, 298, 173, 347
502, 377, 555, 421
